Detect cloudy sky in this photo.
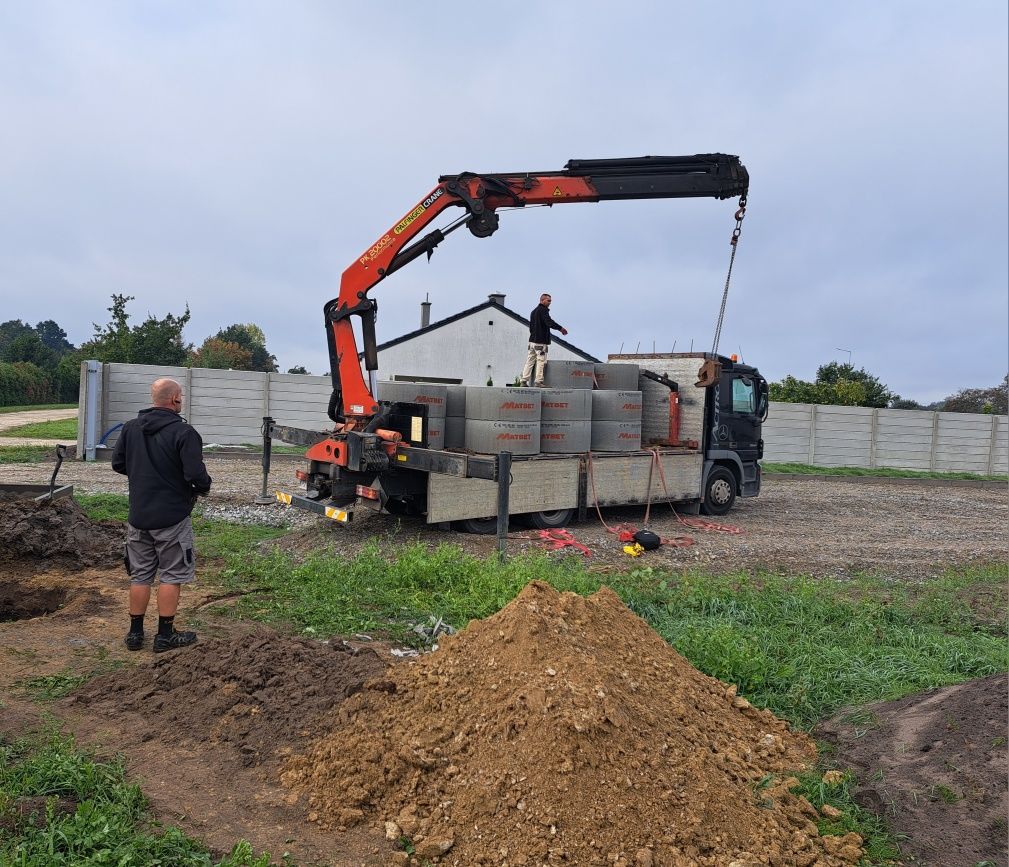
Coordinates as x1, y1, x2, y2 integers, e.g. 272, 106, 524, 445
2, 1, 1006, 403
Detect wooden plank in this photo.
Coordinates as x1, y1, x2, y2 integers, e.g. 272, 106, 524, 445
427, 458, 579, 523
589, 452, 701, 506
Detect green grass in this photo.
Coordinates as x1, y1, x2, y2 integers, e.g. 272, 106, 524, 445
216, 545, 1007, 863
0, 418, 78, 439
0, 730, 271, 866
16, 673, 91, 702
0, 403, 77, 414
789, 768, 903, 862
762, 461, 1008, 481
74, 493, 288, 561
0, 445, 54, 464
222, 544, 1008, 729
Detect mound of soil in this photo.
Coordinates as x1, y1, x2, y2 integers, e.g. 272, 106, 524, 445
282, 581, 864, 866
0, 498, 122, 569
818, 673, 1008, 867
67, 630, 387, 767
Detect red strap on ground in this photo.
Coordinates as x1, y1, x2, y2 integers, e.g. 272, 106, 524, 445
534, 529, 592, 557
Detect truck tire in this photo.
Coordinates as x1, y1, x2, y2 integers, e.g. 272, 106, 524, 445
454, 516, 500, 534
702, 466, 736, 516
525, 508, 574, 530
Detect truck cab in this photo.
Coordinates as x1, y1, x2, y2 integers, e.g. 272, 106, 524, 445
701, 357, 768, 515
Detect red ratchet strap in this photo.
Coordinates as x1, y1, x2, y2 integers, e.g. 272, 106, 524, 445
648, 449, 744, 535
535, 528, 591, 557
586, 451, 695, 548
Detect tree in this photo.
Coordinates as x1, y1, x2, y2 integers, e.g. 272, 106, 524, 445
189, 338, 253, 370
942, 374, 1008, 414
769, 362, 895, 408
0, 320, 36, 357
34, 319, 74, 354
890, 397, 925, 410
815, 362, 894, 408
79, 294, 192, 366
214, 323, 277, 372
287, 365, 309, 374
1, 331, 58, 369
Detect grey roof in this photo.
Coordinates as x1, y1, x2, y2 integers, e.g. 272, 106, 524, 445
371, 298, 599, 361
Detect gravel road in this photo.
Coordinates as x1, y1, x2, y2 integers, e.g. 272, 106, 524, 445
2, 453, 1005, 578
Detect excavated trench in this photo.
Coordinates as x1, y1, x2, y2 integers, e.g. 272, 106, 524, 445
0, 579, 68, 621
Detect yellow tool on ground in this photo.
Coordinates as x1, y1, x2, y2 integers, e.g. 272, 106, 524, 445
622, 542, 645, 557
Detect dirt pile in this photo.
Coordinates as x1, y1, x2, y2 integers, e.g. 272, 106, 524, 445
67, 629, 387, 767
819, 673, 1008, 867
0, 497, 122, 568
282, 581, 863, 866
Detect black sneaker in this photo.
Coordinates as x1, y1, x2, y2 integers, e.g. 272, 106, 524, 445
124, 631, 144, 651
153, 630, 197, 653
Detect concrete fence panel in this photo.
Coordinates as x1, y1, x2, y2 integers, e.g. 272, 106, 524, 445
763, 401, 1007, 474
79, 363, 1009, 474
79, 361, 335, 453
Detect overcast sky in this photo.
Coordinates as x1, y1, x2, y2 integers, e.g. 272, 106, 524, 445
2, 1, 1006, 403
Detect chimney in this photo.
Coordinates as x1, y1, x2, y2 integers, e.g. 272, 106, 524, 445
420, 293, 431, 328
488, 292, 506, 307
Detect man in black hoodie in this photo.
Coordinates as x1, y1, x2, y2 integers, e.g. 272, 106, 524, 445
112, 377, 212, 652
521, 293, 568, 387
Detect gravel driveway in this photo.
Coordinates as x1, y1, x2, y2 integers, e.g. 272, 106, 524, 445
2, 452, 1005, 579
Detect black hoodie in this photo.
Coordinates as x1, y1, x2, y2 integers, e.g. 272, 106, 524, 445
111, 407, 212, 530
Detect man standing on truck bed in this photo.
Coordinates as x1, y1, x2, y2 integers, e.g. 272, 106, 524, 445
111, 377, 211, 653
521, 293, 568, 387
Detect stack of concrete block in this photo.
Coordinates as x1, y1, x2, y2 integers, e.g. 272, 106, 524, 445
591, 389, 643, 451
444, 385, 466, 449
464, 386, 541, 455
540, 388, 592, 453
377, 381, 447, 449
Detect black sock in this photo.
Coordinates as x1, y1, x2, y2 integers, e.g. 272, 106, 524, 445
129, 614, 144, 634
157, 616, 175, 638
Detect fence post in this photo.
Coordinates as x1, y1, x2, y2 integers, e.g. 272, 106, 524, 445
83, 360, 100, 462
987, 415, 999, 476
100, 362, 110, 452
496, 451, 512, 561
806, 404, 817, 465
185, 366, 194, 425
928, 411, 940, 471
869, 408, 879, 468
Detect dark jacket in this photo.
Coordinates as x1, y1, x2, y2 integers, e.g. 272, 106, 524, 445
529, 303, 564, 345
111, 407, 212, 530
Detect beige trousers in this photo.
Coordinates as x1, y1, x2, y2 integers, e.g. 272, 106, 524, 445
521, 342, 548, 386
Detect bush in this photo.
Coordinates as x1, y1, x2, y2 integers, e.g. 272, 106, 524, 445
0, 362, 58, 406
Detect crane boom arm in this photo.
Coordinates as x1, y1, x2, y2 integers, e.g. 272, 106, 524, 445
325, 154, 748, 422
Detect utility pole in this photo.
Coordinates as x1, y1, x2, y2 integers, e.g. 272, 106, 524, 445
836, 347, 852, 365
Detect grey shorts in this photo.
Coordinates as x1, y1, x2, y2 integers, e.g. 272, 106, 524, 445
124, 516, 196, 586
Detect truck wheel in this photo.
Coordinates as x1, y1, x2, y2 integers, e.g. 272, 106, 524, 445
525, 509, 574, 530
454, 517, 499, 534
702, 467, 736, 516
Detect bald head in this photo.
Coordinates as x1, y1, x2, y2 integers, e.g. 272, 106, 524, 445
151, 378, 183, 411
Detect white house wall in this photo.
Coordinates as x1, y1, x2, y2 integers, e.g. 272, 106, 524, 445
374, 311, 588, 386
